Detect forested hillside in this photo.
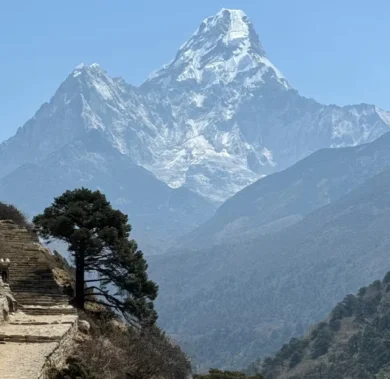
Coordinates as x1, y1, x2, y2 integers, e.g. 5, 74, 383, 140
255, 272, 390, 378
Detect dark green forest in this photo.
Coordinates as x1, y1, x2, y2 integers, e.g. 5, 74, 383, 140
251, 272, 390, 378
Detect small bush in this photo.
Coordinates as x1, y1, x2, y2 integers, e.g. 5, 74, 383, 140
66, 314, 191, 379
383, 272, 390, 284
289, 351, 303, 369
48, 357, 96, 379
0, 202, 30, 228
311, 327, 333, 359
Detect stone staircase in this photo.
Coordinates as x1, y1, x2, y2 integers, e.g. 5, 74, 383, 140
0, 220, 75, 314
0, 221, 78, 378
0, 312, 78, 379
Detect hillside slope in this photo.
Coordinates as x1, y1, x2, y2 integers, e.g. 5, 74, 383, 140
257, 272, 390, 379
150, 166, 390, 369
179, 129, 390, 249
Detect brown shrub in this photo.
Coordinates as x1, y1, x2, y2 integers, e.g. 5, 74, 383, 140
72, 314, 191, 379
0, 202, 30, 228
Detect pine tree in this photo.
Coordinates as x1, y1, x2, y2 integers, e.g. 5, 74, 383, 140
33, 188, 158, 326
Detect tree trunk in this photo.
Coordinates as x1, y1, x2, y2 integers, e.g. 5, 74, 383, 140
75, 251, 85, 309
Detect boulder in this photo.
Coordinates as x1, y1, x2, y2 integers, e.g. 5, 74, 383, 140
78, 319, 91, 334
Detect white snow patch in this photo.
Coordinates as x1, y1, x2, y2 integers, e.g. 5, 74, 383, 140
193, 94, 205, 107
91, 78, 114, 100
222, 9, 250, 43
89, 63, 101, 69
376, 107, 390, 125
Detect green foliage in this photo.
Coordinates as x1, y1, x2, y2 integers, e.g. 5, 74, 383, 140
288, 350, 304, 369
194, 369, 264, 379
0, 202, 30, 228
358, 286, 367, 297
383, 271, 390, 284
259, 274, 390, 378
371, 280, 382, 291
33, 188, 158, 326
310, 326, 333, 359
329, 318, 341, 331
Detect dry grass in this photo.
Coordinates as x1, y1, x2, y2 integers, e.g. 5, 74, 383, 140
69, 312, 191, 379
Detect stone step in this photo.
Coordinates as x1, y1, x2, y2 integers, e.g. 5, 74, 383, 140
11, 280, 61, 284
15, 293, 68, 298
18, 300, 69, 307
10, 264, 53, 267
11, 289, 64, 295
14, 294, 68, 300
12, 292, 66, 299
10, 271, 54, 277
18, 301, 69, 307
0, 334, 62, 343
10, 276, 56, 282
10, 270, 51, 273
15, 294, 68, 300
11, 280, 64, 286
13, 290, 66, 295
21, 306, 77, 316
9, 313, 78, 324
0, 323, 72, 343
16, 302, 69, 308
19, 303, 70, 309
11, 286, 66, 293
23, 309, 76, 316
14, 296, 67, 302
10, 277, 57, 283
19, 305, 70, 311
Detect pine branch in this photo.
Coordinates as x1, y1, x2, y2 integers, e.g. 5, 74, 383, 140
84, 278, 108, 283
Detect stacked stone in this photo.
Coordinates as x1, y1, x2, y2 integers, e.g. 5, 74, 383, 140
0, 220, 79, 378
0, 258, 17, 323
0, 220, 75, 315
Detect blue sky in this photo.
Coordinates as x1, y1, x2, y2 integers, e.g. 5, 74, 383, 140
1, 0, 389, 142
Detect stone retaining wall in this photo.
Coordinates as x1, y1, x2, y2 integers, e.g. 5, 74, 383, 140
0, 282, 16, 323
39, 318, 78, 379
0, 220, 78, 378
0, 291, 8, 322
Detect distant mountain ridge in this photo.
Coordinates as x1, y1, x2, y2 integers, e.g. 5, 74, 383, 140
1, 9, 390, 205
149, 134, 390, 369
0, 130, 214, 253
178, 129, 390, 250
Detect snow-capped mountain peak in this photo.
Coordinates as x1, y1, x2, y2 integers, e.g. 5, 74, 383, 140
146, 9, 290, 88
71, 62, 105, 77
1, 9, 390, 206
187, 8, 257, 49
64, 62, 129, 108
